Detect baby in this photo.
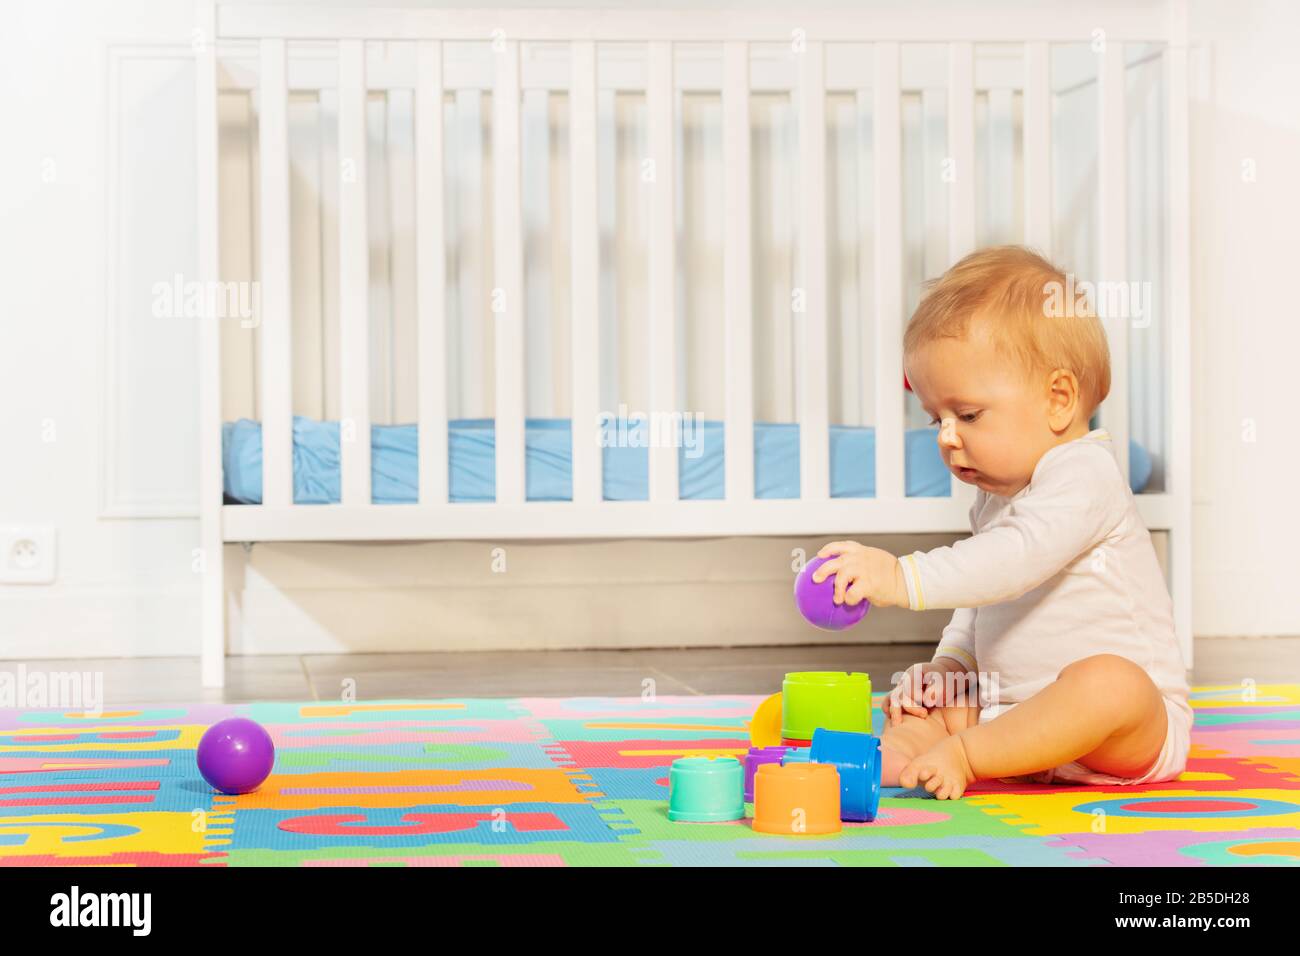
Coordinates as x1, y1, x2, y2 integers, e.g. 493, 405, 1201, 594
812, 245, 1193, 800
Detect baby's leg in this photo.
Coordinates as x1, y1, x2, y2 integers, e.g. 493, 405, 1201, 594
901, 654, 1168, 798
879, 703, 981, 787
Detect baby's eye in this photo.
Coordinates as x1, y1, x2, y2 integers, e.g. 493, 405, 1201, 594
927, 413, 981, 426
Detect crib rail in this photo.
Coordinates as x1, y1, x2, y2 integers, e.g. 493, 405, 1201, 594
214, 6, 1173, 43
195, 2, 1194, 686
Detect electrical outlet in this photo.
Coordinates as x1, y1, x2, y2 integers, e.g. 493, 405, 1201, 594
0, 527, 56, 584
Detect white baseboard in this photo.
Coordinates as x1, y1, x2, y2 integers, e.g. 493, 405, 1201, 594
231, 581, 947, 655
0, 581, 948, 659
0, 530, 1224, 660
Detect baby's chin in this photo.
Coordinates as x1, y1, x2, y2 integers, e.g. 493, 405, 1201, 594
967, 472, 1028, 497
957, 468, 1000, 492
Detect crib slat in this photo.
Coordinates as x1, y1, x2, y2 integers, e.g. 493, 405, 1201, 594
646, 41, 679, 503
1098, 42, 1130, 484
493, 40, 526, 505
1023, 41, 1052, 254
946, 42, 978, 510
986, 89, 1016, 241
1166, 35, 1193, 664
722, 41, 754, 503
416, 41, 448, 505
920, 90, 946, 271
855, 88, 873, 427
798, 40, 829, 501
338, 39, 371, 505
873, 42, 905, 501
947, 42, 975, 261
569, 41, 602, 505
196, 0, 224, 687
257, 39, 293, 508
454, 91, 488, 416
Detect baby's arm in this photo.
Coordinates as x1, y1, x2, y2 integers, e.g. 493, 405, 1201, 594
897, 445, 1125, 610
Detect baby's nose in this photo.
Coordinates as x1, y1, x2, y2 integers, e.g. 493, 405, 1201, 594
938, 417, 959, 446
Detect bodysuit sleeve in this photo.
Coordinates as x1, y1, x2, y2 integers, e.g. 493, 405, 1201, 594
930, 493, 979, 670
898, 443, 1126, 610
932, 606, 978, 671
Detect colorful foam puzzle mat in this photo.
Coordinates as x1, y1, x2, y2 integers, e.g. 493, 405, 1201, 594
0, 686, 1297, 866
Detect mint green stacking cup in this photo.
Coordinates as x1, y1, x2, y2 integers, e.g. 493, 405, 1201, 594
667, 756, 745, 822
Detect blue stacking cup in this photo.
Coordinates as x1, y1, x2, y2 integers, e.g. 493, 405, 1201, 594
809, 728, 882, 822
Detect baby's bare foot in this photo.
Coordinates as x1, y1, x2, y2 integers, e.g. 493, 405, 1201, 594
898, 733, 976, 800
879, 743, 912, 787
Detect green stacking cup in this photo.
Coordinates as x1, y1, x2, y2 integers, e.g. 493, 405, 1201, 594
667, 756, 745, 822
782, 671, 872, 741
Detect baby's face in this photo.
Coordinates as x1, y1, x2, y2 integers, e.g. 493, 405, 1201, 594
905, 327, 1072, 498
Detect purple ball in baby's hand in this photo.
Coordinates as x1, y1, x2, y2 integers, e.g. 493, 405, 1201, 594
794, 555, 871, 631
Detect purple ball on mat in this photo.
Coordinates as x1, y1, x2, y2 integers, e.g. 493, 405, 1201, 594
197, 718, 276, 795
794, 555, 870, 631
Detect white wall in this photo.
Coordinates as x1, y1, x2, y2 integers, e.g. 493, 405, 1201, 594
0, 0, 1295, 660
0, 1, 208, 657
1187, 0, 1300, 635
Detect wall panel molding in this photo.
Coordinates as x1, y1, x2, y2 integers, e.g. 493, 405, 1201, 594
101, 45, 202, 518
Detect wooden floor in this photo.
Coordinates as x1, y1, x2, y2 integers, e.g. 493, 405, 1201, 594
3, 637, 1296, 704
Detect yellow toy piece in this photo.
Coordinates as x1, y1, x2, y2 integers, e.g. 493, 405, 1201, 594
748, 692, 783, 748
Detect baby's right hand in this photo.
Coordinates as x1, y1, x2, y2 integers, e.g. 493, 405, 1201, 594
884, 661, 947, 727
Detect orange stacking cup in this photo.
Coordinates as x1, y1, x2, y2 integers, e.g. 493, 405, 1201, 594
751, 762, 842, 835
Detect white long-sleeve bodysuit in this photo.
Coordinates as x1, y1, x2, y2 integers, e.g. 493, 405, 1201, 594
896, 428, 1193, 780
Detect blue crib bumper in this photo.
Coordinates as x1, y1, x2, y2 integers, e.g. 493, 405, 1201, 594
222, 416, 1154, 504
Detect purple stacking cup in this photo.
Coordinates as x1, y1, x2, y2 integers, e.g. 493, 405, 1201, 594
743, 746, 790, 801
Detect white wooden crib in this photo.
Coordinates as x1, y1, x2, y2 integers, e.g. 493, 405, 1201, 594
193, 1, 1194, 687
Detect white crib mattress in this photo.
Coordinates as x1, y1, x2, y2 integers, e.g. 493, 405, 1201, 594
222, 416, 1154, 504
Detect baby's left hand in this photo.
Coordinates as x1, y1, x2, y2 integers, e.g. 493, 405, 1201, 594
813, 541, 909, 609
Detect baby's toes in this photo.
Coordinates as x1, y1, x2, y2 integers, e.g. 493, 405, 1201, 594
899, 759, 925, 789
898, 764, 916, 789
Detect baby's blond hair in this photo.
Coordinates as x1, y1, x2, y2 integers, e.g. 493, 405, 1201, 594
903, 245, 1111, 418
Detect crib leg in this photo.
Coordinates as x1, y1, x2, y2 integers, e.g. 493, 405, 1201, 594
1172, 522, 1194, 671
200, 539, 227, 689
